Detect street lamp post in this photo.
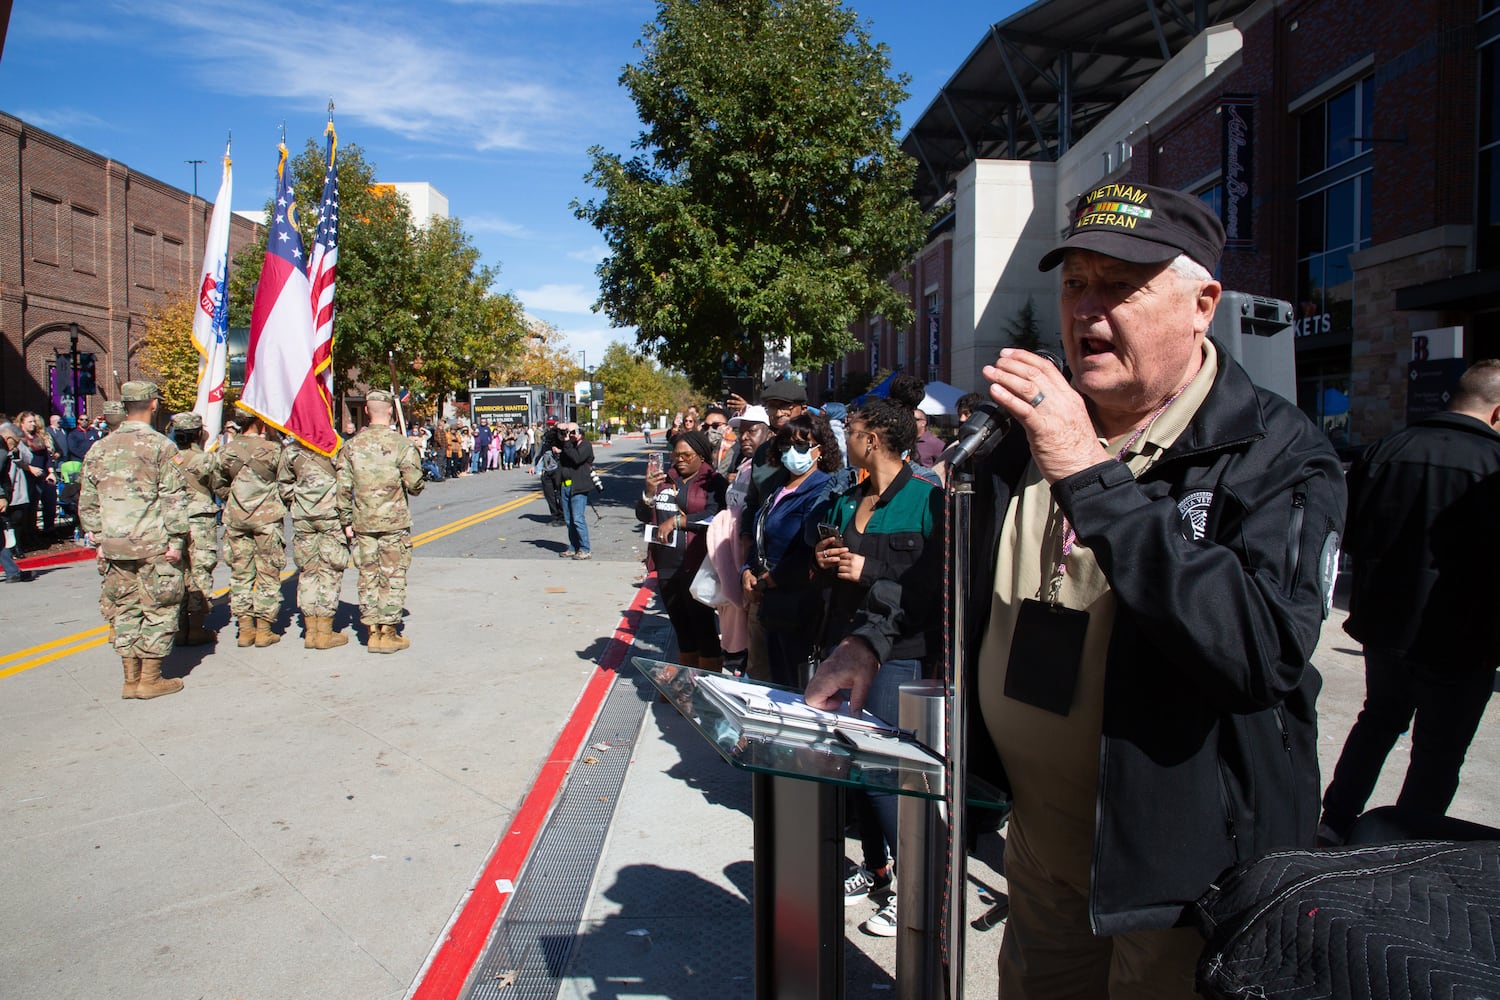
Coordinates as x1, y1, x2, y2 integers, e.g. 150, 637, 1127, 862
68, 323, 80, 421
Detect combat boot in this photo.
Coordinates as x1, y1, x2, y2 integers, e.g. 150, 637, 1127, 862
385, 624, 409, 652
121, 657, 142, 699
237, 615, 257, 647
136, 658, 183, 699
368, 624, 394, 654
306, 616, 349, 650
254, 617, 281, 647
303, 615, 319, 650
181, 609, 216, 646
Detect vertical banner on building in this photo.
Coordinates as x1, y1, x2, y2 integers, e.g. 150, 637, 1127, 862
1221, 95, 1255, 249
825, 363, 835, 391
870, 333, 880, 377
928, 311, 941, 376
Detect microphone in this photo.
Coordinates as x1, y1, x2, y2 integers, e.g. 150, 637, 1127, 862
938, 350, 1067, 471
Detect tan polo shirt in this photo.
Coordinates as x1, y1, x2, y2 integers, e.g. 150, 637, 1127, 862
977, 340, 1220, 889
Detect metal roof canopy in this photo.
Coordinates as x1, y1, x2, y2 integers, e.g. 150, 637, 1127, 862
901, 0, 1258, 210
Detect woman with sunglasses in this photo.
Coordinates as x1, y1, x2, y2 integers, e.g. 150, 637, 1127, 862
638, 430, 729, 671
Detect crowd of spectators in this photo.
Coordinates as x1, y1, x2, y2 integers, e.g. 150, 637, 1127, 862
635, 376, 961, 936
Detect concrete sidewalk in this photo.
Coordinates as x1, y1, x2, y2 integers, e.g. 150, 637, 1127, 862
1, 541, 1496, 999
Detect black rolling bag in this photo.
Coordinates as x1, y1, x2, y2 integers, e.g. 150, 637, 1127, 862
1193, 837, 1500, 999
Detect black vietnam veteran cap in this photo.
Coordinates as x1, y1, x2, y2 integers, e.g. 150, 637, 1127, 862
1039, 181, 1225, 274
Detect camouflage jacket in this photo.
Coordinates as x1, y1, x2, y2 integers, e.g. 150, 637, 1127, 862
173, 446, 219, 519
214, 434, 289, 530
279, 441, 341, 531
336, 424, 425, 532
78, 420, 189, 560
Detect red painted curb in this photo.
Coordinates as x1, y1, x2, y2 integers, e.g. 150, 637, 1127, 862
16, 546, 97, 570
409, 581, 656, 1000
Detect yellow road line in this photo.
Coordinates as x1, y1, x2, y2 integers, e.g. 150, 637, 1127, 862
0, 626, 109, 667
0, 638, 110, 680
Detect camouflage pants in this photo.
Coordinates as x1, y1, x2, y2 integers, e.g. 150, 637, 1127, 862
293, 527, 349, 618
99, 555, 184, 658
352, 530, 411, 626
183, 517, 219, 614
223, 525, 285, 620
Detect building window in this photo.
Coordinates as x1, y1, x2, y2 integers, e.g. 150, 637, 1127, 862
1295, 78, 1373, 344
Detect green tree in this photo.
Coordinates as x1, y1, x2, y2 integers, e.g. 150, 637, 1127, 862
496, 318, 584, 390
136, 294, 205, 413
592, 340, 682, 426
573, 0, 928, 390
1004, 295, 1044, 351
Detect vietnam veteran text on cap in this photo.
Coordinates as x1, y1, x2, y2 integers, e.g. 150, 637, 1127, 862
119, 380, 162, 402
1039, 181, 1225, 274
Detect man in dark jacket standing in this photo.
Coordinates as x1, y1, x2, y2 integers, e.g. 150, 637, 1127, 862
558, 422, 595, 559
808, 182, 1345, 998
1319, 360, 1500, 844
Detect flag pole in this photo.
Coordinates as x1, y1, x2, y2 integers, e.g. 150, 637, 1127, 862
389, 350, 407, 437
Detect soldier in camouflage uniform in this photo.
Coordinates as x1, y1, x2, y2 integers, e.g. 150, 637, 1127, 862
214, 414, 289, 647
78, 381, 189, 700
94, 400, 129, 636
168, 412, 219, 645
337, 389, 424, 653
279, 437, 350, 650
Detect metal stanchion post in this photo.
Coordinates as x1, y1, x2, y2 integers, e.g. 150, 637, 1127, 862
944, 473, 974, 1000
896, 678, 948, 999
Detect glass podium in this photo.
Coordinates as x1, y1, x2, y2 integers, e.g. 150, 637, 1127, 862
635, 657, 1006, 1000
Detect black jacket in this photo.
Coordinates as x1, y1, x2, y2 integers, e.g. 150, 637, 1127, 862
1342, 411, 1500, 671
559, 437, 595, 493
966, 346, 1346, 934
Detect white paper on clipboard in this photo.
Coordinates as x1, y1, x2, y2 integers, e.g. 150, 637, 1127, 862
643, 522, 680, 547
697, 674, 902, 736
834, 727, 943, 765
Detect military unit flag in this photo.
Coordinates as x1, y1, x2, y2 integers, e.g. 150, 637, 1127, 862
190, 147, 233, 446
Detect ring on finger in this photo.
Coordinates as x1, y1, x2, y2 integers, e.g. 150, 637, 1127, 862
1028, 391, 1046, 407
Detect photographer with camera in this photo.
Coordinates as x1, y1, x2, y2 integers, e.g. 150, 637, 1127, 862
558, 422, 596, 560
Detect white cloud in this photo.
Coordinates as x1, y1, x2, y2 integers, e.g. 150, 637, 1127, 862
516, 283, 598, 314
566, 244, 609, 263
144, 0, 630, 154
465, 215, 532, 238
11, 108, 113, 133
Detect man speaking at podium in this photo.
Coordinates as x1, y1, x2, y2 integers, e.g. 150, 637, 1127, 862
806, 182, 1345, 997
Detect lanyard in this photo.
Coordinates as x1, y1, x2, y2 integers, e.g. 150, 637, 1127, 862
1044, 384, 1189, 605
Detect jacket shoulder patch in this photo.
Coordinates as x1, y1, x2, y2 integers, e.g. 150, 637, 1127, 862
1177, 489, 1215, 541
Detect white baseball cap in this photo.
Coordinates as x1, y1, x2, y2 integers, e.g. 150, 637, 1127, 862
729, 405, 769, 428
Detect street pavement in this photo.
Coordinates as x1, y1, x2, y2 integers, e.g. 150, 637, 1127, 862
0, 433, 1496, 999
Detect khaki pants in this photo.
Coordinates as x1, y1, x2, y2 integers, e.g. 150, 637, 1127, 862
997, 820, 1204, 999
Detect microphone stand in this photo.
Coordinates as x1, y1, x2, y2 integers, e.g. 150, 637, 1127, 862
942, 452, 974, 1000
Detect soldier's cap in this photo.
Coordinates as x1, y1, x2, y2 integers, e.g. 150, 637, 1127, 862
169, 412, 203, 431
1039, 181, 1225, 274
102, 400, 125, 415
366, 389, 395, 404
119, 380, 162, 402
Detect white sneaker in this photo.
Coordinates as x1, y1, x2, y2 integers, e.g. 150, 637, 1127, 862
863, 897, 897, 937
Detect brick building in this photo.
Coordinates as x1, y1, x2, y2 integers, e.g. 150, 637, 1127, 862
827, 0, 1500, 447
0, 112, 263, 417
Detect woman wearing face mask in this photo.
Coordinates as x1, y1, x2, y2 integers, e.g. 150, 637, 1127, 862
638, 430, 728, 671
741, 413, 842, 688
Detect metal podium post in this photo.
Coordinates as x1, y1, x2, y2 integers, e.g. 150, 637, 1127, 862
943, 471, 974, 999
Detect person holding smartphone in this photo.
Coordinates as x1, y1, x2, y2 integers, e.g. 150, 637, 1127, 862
810, 397, 945, 937
638, 430, 728, 670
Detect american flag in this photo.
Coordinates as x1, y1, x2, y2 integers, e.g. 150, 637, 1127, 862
239, 141, 339, 456
309, 123, 338, 404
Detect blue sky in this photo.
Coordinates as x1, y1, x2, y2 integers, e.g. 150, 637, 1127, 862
0, 0, 1025, 366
